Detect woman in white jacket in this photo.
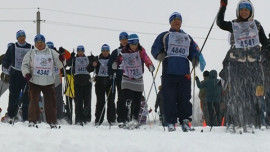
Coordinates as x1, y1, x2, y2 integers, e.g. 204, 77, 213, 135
21, 34, 65, 127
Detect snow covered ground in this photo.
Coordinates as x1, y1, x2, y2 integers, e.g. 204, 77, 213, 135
0, 121, 270, 152
0, 88, 269, 152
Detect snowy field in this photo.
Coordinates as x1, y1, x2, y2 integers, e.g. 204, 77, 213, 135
0, 88, 269, 152
0, 122, 269, 152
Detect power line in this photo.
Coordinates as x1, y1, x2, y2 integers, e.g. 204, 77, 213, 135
45, 20, 226, 41
0, 8, 36, 10
40, 7, 221, 31
0, 20, 34, 22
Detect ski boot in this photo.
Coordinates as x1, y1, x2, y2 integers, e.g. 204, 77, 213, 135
28, 122, 38, 128
181, 119, 195, 132
118, 122, 126, 128
167, 124, 176, 132
50, 123, 61, 129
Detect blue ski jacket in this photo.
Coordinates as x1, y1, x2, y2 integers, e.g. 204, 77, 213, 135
151, 29, 200, 76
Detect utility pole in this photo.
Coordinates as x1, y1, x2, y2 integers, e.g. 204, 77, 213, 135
35, 8, 45, 35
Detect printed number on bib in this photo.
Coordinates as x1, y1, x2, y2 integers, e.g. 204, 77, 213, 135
240, 39, 255, 48
126, 68, 139, 75
172, 47, 186, 54
37, 69, 49, 76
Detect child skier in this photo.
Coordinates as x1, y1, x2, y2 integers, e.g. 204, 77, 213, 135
196, 70, 222, 127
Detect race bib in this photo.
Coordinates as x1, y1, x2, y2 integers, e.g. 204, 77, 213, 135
232, 21, 260, 48
97, 59, 109, 77
122, 51, 143, 79
167, 32, 190, 58
14, 46, 30, 71
75, 57, 89, 75
54, 66, 60, 74
33, 54, 53, 76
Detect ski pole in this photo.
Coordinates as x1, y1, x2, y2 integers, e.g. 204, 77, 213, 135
138, 61, 161, 125
151, 72, 158, 95
96, 85, 113, 128
190, 14, 217, 74
191, 67, 196, 125
96, 72, 116, 128
12, 83, 28, 126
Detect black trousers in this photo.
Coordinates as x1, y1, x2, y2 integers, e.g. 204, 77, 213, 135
95, 78, 116, 124
8, 69, 29, 121
115, 79, 126, 123
65, 96, 73, 124
74, 83, 92, 124
122, 89, 142, 122
207, 102, 221, 126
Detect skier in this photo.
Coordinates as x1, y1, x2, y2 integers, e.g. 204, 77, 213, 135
46, 41, 71, 121
112, 34, 155, 129
217, 0, 269, 131
151, 12, 202, 132
108, 31, 128, 128
66, 45, 95, 125
2, 30, 32, 122
21, 34, 65, 127
196, 70, 222, 127
198, 70, 210, 126
93, 44, 116, 126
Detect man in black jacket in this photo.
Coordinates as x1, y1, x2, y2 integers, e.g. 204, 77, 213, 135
2, 30, 32, 122
93, 44, 116, 125
66, 45, 95, 125
107, 32, 128, 127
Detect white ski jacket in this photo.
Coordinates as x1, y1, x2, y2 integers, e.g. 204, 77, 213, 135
21, 46, 64, 86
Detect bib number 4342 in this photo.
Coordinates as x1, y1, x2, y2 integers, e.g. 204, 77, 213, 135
37, 69, 49, 75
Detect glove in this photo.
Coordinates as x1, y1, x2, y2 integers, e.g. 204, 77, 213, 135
192, 55, 199, 67
148, 65, 155, 72
25, 73, 32, 81
112, 62, 118, 70
157, 52, 166, 61
3, 64, 9, 69
59, 55, 65, 62
220, 0, 227, 7
195, 76, 199, 81
59, 47, 65, 55
199, 54, 206, 72
71, 52, 75, 58
154, 108, 157, 113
